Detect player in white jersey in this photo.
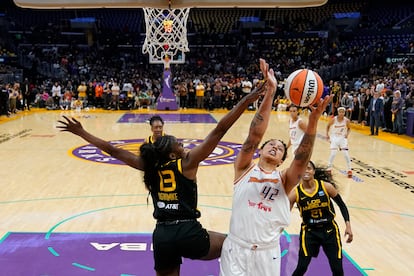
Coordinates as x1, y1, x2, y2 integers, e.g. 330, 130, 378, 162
219, 59, 332, 276
326, 107, 352, 177
287, 105, 307, 157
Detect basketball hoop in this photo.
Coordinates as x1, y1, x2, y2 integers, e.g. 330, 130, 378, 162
142, 7, 190, 69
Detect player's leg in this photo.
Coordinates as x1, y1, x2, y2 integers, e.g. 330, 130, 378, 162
327, 139, 339, 173
340, 138, 352, 177
292, 253, 312, 276
219, 235, 247, 275
322, 223, 344, 276
153, 225, 182, 276
292, 227, 319, 276
202, 230, 226, 260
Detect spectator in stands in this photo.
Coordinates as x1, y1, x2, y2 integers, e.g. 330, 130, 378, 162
382, 89, 393, 132
330, 81, 342, 116
95, 82, 103, 108
45, 95, 56, 110
21, 78, 31, 111
375, 79, 385, 93
9, 82, 20, 114
195, 80, 205, 109
110, 81, 120, 110
86, 81, 95, 107
38, 90, 50, 108
60, 89, 72, 110
204, 81, 213, 110
353, 78, 363, 92
0, 82, 10, 116
213, 79, 222, 108
361, 87, 373, 126
103, 80, 111, 109
350, 94, 360, 123
77, 81, 87, 102
224, 90, 237, 110
178, 81, 188, 109
241, 77, 254, 110
340, 91, 353, 118
366, 90, 384, 136
391, 90, 405, 135
51, 81, 62, 106
405, 90, 414, 108
136, 90, 151, 109
187, 81, 195, 108
72, 98, 83, 113
65, 80, 74, 94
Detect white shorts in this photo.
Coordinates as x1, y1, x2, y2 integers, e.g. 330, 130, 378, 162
330, 136, 348, 150
219, 234, 281, 276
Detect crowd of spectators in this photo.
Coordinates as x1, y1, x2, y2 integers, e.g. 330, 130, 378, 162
0, 0, 413, 135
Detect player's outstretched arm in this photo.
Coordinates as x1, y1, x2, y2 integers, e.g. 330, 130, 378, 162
234, 59, 277, 179
57, 116, 144, 170
283, 95, 333, 193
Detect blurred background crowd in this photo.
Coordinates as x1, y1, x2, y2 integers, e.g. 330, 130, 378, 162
0, 0, 413, 135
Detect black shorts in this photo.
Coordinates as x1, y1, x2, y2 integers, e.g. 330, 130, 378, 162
153, 220, 210, 271
299, 221, 342, 259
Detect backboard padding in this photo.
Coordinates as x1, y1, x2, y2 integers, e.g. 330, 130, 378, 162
13, 0, 328, 9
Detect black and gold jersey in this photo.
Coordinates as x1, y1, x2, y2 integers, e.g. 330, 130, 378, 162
151, 158, 201, 221
145, 132, 165, 144
295, 179, 336, 226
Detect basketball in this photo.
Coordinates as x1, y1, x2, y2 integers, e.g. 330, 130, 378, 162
284, 69, 324, 107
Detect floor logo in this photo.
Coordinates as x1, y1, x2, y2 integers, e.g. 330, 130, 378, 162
0, 232, 365, 275
71, 139, 259, 166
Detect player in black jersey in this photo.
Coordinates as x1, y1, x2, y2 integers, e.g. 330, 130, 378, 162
57, 58, 274, 276
145, 115, 165, 144
288, 161, 353, 276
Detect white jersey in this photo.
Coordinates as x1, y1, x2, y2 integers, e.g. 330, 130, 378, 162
329, 116, 348, 138
289, 118, 305, 154
220, 163, 290, 275
229, 163, 290, 244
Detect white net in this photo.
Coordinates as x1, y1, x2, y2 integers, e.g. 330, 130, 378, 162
142, 8, 190, 66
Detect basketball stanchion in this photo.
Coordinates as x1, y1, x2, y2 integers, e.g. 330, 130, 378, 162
142, 6, 191, 110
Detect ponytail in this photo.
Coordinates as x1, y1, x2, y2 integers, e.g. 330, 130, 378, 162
139, 135, 177, 191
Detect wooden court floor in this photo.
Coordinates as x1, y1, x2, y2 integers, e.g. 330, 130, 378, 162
0, 108, 413, 275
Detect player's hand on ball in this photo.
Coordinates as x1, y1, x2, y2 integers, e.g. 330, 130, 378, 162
309, 95, 333, 119
284, 69, 323, 107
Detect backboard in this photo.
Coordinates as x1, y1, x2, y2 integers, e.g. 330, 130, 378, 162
13, 0, 328, 9
142, 7, 190, 67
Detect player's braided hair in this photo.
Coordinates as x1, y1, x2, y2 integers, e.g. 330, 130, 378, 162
309, 160, 337, 188
140, 135, 176, 191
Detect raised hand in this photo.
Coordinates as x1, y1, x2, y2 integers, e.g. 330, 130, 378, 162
309, 95, 333, 120
259, 58, 277, 94
57, 116, 84, 136
244, 80, 267, 104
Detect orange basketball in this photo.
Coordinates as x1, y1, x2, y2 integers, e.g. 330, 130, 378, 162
284, 69, 324, 107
